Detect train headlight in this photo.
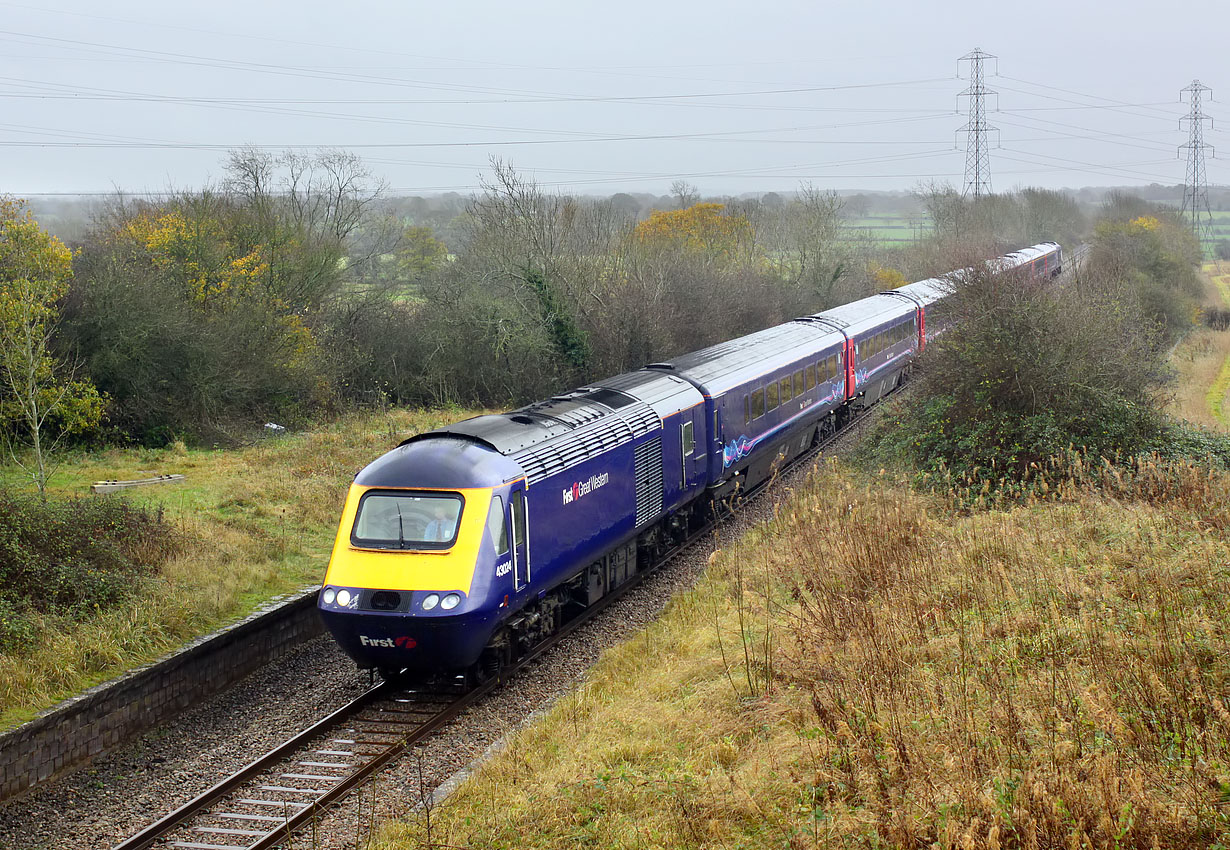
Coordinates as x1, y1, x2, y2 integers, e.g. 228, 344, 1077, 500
422, 593, 440, 611
322, 588, 337, 605
441, 593, 461, 611
336, 589, 352, 607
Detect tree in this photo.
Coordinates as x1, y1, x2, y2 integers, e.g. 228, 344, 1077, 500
608, 193, 643, 220
760, 191, 785, 210
669, 180, 699, 210
633, 203, 753, 263
223, 147, 388, 312
885, 259, 1166, 480
0, 198, 102, 493
396, 225, 448, 282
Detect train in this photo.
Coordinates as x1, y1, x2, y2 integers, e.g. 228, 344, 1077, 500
318, 242, 1063, 680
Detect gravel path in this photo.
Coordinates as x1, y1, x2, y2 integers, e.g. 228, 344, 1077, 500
0, 413, 876, 850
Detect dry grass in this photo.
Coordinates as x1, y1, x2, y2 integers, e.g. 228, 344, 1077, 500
1169, 262, 1230, 428
1169, 328, 1230, 428
0, 406, 483, 728
375, 460, 1230, 849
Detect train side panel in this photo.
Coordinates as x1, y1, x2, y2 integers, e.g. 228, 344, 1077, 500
523, 439, 640, 599
712, 341, 847, 490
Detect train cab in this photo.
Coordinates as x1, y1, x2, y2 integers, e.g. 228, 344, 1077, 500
318, 437, 526, 675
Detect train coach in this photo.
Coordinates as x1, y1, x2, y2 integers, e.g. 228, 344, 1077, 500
318, 242, 1062, 681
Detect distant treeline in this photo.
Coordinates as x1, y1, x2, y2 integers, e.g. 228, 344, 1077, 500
0, 151, 1202, 448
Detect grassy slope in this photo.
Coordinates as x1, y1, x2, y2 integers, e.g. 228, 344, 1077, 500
376, 465, 1230, 849
0, 406, 482, 729
1168, 262, 1230, 428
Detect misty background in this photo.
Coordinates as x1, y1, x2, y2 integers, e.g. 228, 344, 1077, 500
1, 0, 1225, 199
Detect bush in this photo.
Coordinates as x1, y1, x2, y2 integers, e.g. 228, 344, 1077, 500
0, 494, 180, 652
875, 261, 1169, 487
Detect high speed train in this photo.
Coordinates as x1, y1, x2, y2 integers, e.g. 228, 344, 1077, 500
318, 243, 1062, 680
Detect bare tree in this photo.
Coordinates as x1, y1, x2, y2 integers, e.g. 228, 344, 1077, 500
669, 179, 700, 209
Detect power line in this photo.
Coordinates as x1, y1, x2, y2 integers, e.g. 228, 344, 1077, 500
957, 49, 997, 199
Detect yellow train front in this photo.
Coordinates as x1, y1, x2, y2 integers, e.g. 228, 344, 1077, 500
318, 436, 526, 678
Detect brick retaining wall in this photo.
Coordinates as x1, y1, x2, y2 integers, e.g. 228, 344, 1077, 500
0, 587, 325, 802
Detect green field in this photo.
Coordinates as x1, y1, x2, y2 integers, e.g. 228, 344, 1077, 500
841, 214, 925, 245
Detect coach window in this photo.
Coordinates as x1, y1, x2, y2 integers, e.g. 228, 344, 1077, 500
682, 420, 695, 457
828, 354, 838, 378
793, 369, 804, 397
751, 388, 765, 419
487, 495, 509, 557
744, 394, 750, 426
780, 376, 792, 403
805, 363, 815, 390
766, 381, 779, 411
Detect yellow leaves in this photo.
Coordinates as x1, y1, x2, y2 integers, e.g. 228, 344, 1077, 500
633, 202, 753, 261
0, 198, 73, 303
123, 210, 269, 304
867, 261, 907, 290
0, 198, 103, 469
1094, 215, 1164, 241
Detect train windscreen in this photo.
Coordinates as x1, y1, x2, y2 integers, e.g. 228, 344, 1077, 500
351, 491, 463, 550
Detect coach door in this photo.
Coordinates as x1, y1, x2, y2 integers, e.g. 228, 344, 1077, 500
680, 407, 705, 489
510, 486, 529, 591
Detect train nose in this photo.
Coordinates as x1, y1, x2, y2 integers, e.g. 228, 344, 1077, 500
318, 606, 497, 674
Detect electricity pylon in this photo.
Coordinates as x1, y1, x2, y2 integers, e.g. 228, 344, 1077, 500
958, 49, 998, 199
1179, 79, 1215, 254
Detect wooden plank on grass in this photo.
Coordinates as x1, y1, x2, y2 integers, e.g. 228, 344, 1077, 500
90, 474, 186, 493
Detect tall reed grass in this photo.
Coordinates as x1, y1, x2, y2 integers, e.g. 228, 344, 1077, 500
374, 458, 1230, 849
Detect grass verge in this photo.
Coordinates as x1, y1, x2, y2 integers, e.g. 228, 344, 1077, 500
0, 406, 482, 729
374, 461, 1230, 849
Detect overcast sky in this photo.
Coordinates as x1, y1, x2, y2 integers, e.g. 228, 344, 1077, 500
2, 0, 1226, 198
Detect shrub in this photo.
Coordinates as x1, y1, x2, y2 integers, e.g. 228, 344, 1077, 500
879, 261, 1168, 487
0, 493, 180, 651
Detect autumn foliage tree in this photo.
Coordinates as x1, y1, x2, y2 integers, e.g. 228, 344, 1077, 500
1085, 211, 1201, 337
63, 150, 385, 442
0, 198, 102, 492
633, 202, 753, 264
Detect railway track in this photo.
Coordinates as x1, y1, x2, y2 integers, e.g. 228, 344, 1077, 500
111, 388, 896, 850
